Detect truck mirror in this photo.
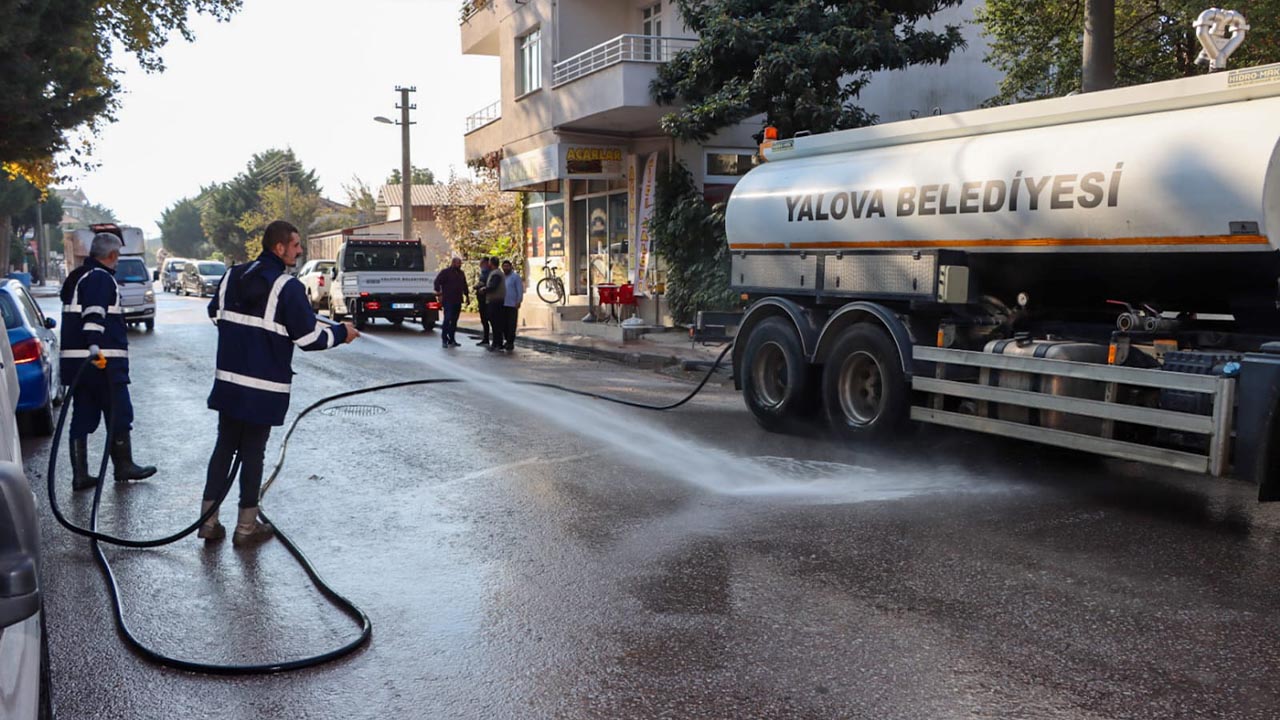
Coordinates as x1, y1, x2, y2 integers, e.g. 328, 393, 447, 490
152, 270, 159, 281
330, 268, 338, 279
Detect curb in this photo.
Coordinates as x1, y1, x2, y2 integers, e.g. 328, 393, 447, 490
455, 325, 722, 372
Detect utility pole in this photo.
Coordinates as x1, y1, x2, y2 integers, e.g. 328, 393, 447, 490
398, 86, 416, 242
373, 86, 417, 241
35, 202, 44, 285
1082, 0, 1116, 92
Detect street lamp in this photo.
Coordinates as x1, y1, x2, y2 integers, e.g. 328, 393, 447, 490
373, 86, 416, 242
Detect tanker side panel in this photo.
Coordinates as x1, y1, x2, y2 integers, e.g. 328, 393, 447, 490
726, 96, 1280, 314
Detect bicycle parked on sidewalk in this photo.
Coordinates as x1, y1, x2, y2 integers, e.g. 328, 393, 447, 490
536, 262, 566, 305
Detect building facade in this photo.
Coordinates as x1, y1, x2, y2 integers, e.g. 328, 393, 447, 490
461, 0, 1001, 330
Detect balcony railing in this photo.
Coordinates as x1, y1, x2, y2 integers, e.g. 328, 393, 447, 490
460, 0, 491, 23
465, 100, 502, 134
552, 34, 697, 88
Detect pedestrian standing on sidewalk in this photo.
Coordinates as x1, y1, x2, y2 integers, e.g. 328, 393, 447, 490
484, 256, 507, 352
200, 220, 360, 546
501, 259, 524, 352
474, 257, 493, 346
60, 232, 157, 491
433, 256, 469, 348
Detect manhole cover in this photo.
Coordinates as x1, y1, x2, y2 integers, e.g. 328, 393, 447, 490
320, 404, 388, 417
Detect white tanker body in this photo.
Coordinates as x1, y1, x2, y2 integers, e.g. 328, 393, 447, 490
725, 60, 1280, 501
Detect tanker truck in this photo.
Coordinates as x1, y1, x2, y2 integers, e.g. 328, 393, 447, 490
725, 49, 1280, 500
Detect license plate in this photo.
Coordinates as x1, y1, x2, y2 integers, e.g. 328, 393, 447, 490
391, 303, 414, 310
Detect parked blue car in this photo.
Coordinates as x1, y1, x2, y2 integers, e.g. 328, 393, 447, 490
0, 279, 61, 435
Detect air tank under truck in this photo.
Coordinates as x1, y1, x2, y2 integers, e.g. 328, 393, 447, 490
725, 57, 1280, 501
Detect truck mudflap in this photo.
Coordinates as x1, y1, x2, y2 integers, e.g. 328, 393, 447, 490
1233, 344, 1280, 501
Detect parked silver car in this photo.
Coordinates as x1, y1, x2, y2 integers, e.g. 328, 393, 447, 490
0, 330, 51, 719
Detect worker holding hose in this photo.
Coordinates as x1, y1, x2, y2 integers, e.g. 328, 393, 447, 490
60, 232, 157, 490
199, 220, 360, 545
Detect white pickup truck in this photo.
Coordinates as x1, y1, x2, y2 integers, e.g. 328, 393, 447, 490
326, 239, 439, 330
65, 224, 156, 331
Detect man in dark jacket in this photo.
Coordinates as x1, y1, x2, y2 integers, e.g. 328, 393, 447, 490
199, 220, 359, 546
60, 232, 156, 490
483, 256, 507, 351
433, 256, 469, 348
474, 257, 493, 345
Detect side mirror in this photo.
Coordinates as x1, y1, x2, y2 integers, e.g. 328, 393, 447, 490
44, 317, 56, 330
330, 268, 338, 279
152, 270, 159, 281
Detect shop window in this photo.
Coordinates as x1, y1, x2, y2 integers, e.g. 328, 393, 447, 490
517, 29, 542, 96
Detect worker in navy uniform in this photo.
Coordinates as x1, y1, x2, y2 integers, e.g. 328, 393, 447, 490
199, 220, 360, 545
60, 232, 157, 490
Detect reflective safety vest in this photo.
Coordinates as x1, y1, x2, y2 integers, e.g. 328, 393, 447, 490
207, 251, 349, 426
60, 258, 130, 384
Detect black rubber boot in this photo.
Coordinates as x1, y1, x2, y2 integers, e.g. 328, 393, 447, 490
110, 430, 157, 482
70, 437, 95, 491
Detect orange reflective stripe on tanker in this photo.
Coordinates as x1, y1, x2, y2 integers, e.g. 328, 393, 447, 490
728, 234, 1271, 251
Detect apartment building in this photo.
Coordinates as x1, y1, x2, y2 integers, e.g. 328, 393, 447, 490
461, 0, 1000, 329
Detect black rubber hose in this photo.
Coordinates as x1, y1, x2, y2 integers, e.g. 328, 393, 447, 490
45, 343, 732, 675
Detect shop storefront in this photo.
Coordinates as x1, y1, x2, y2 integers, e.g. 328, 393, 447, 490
499, 137, 753, 325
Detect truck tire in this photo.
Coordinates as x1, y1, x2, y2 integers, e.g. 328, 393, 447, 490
144, 319, 155, 332
821, 324, 908, 440
740, 317, 813, 431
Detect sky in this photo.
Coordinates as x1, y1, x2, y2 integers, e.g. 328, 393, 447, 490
63, 0, 499, 237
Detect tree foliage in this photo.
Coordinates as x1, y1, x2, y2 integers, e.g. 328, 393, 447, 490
342, 175, 381, 225
1, 0, 242, 166
237, 183, 322, 259
199, 148, 322, 262
651, 0, 967, 140
158, 197, 209, 258
0, 172, 63, 269
435, 169, 522, 307
81, 202, 118, 224
977, 0, 1280, 104
649, 163, 740, 323
387, 166, 437, 185
0, 0, 108, 165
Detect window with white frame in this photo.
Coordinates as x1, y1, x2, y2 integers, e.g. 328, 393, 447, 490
516, 29, 542, 96
642, 3, 662, 36
704, 149, 759, 184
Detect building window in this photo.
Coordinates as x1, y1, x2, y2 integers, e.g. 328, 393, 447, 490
705, 150, 758, 184
641, 3, 663, 60
517, 29, 542, 96
524, 191, 564, 264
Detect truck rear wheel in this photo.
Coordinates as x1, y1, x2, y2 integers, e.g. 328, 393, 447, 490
821, 324, 908, 440
740, 317, 813, 431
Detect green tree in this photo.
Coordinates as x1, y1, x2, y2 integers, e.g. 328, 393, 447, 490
158, 197, 209, 257
2, 0, 242, 166
11, 191, 64, 256
199, 181, 254, 262
650, 0, 967, 140
649, 163, 739, 323
199, 148, 321, 262
237, 183, 322, 259
386, 167, 436, 185
0, 0, 109, 165
82, 201, 117, 224
342, 175, 381, 224
977, 1, 1280, 104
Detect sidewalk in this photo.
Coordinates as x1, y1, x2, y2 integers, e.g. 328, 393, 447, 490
455, 312, 732, 375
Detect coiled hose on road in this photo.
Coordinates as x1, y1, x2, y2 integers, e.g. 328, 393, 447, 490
43, 342, 732, 675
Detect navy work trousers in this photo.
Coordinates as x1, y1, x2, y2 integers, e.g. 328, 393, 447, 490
441, 301, 462, 345
69, 378, 134, 440
202, 413, 272, 509
487, 300, 507, 349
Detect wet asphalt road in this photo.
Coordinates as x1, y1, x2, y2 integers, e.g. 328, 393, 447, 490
23, 292, 1280, 719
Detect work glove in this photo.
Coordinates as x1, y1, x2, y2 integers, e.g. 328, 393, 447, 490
89, 345, 107, 370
